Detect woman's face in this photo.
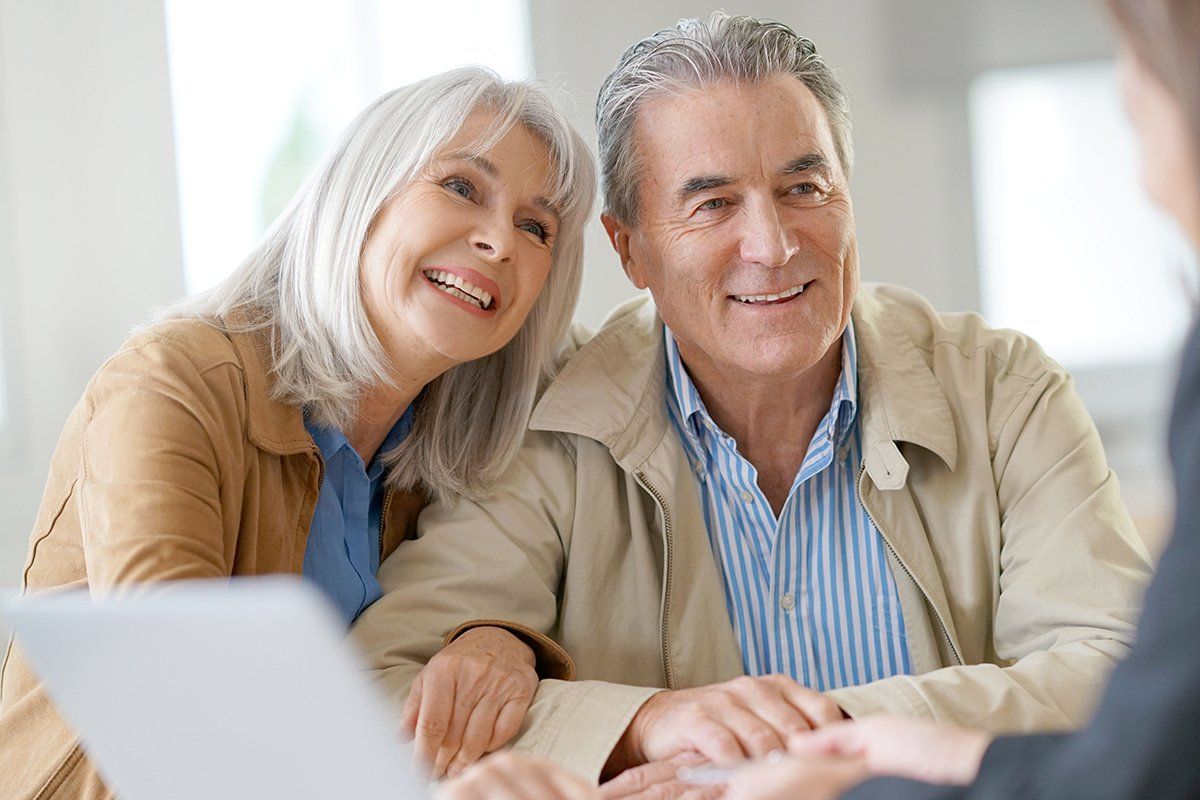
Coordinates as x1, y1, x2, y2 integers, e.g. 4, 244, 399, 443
1118, 43, 1200, 244
360, 111, 559, 374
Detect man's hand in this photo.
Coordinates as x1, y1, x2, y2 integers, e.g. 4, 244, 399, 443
437, 752, 600, 800
400, 626, 538, 779
600, 753, 724, 800
788, 716, 992, 786
723, 755, 870, 800
608, 675, 845, 772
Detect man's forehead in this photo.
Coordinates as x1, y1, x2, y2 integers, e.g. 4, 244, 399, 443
633, 78, 837, 183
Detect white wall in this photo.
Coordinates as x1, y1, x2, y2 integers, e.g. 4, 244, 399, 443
0, 0, 1170, 588
0, 0, 184, 587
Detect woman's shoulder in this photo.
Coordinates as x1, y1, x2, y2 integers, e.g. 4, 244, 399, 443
115, 318, 243, 373
84, 318, 254, 409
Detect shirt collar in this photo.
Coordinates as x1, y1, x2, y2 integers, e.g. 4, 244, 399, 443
831, 318, 859, 446
303, 403, 417, 474
662, 319, 860, 447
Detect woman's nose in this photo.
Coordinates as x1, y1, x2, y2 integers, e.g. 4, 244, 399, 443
470, 219, 515, 263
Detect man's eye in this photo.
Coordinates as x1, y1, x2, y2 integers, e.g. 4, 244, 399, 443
791, 182, 820, 196
699, 198, 726, 211
443, 178, 475, 199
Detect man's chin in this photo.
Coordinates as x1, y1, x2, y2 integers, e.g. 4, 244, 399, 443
715, 346, 833, 383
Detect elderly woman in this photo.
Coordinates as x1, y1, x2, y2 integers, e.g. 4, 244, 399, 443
0, 67, 594, 799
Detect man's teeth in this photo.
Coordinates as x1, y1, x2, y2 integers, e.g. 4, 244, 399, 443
423, 269, 494, 310
733, 283, 806, 304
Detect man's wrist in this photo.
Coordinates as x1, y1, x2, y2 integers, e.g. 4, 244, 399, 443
458, 625, 537, 669
602, 694, 658, 778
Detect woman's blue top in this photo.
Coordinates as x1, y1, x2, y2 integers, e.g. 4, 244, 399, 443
301, 405, 415, 624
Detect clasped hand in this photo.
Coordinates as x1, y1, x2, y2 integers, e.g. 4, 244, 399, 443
400, 626, 539, 779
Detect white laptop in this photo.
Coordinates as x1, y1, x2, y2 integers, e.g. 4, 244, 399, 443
2, 577, 431, 800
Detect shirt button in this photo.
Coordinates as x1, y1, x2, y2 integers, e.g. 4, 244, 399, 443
781, 593, 796, 611
739, 490, 754, 503
693, 461, 706, 477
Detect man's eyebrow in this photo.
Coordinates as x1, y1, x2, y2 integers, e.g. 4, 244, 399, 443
780, 154, 830, 176
678, 174, 734, 201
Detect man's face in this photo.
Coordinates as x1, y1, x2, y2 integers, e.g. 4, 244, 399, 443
605, 75, 859, 384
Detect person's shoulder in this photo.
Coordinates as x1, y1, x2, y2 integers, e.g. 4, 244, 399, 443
553, 293, 657, 365
89, 317, 248, 400
855, 282, 1061, 381
117, 317, 241, 369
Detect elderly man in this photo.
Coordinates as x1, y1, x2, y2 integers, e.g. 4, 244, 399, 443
353, 12, 1151, 787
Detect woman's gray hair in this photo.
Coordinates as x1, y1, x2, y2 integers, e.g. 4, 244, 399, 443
596, 11, 853, 225
161, 67, 596, 500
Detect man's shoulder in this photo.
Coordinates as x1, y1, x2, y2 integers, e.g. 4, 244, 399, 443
855, 283, 1061, 382
555, 293, 658, 361
544, 293, 661, 385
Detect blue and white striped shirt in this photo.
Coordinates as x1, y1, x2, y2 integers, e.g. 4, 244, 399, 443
664, 322, 912, 691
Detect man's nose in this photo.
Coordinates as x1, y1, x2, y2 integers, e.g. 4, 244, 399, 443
739, 199, 799, 268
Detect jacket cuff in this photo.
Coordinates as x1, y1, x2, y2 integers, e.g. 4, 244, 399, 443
514, 680, 664, 783
826, 676, 934, 721
444, 619, 576, 681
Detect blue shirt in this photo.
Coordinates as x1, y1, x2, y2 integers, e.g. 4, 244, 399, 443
664, 321, 912, 690
302, 405, 415, 625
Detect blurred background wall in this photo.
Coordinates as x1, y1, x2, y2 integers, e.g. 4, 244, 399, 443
0, 0, 1184, 589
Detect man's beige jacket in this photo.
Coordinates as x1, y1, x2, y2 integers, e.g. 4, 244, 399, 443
353, 284, 1153, 782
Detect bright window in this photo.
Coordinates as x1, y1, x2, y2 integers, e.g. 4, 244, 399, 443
164, 0, 532, 295
970, 60, 1192, 369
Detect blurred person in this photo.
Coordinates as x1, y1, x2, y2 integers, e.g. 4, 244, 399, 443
354, 12, 1152, 791
0, 67, 595, 799
716, 0, 1200, 798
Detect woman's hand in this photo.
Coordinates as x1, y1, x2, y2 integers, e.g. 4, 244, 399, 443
437, 752, 601, 800
599, 752, 724, 800
787, 716, 993, 786
723, 755, 870, 800
400, 626, 539, 779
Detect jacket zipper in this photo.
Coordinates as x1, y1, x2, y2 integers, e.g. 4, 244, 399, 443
856, 461, 963, 667
378, 487, 395, 563
636, 470, 677, 689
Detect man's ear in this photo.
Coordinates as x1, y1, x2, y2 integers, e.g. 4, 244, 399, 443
601, 213, 649, 289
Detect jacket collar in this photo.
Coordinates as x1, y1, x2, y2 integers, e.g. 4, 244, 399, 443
852, 287, 959, 474
531, 284, 959, 481
226, 326, 317, 457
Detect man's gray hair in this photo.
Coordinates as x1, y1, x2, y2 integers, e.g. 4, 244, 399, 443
160, 67, 596, 501
596, 11, 853, 225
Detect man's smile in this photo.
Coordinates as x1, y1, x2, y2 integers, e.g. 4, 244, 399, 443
730, 280, 812, 305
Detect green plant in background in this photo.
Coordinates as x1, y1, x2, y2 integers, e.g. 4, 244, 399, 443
259, 97, 324, 235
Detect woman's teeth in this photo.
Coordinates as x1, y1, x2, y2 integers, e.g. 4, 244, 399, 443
733, 283, 807, 304
423, 269, 494, 310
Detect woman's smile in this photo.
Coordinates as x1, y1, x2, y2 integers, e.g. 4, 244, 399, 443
420, 266, 502, 317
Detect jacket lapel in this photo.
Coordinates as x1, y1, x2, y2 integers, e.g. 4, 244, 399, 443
853, 291, 965, 664
532, 295, 745, 687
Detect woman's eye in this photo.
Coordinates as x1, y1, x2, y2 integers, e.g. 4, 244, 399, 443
520, 220, 551, 243
442, 177, 475, 199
